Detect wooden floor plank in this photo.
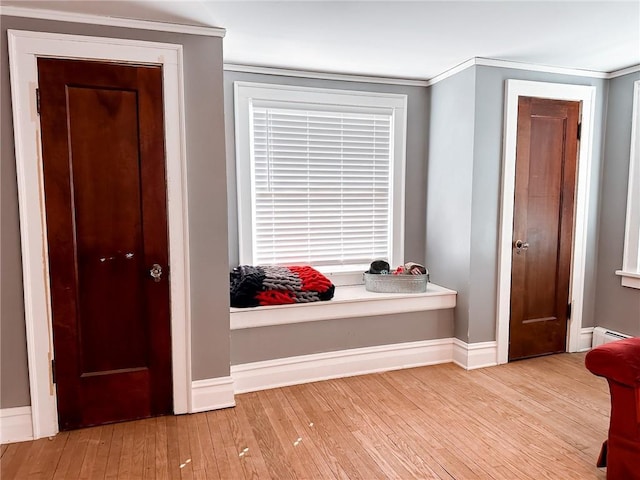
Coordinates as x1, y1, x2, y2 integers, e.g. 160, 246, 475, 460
79, 425, 111, 480
285, 384, 360, 480
142, 418, 158, 480
175, 414, 194, 480
404, 364, 597, 479
191, 409, 218, 479
104, 421, 124, 479
0, 353, 610, 480
27, 433, 69, 480
115, 420, 136, 479
128, 419, 147, 479
163, 415, 182, 480
288, 382, 387, 480
153, 416, 170, 480
261, 388, 333, 480
2, 439, 34, 479
203, 410, 234, 480
317, 379, 428, 479
53, 425, 92, 479
240, 392, 297, 480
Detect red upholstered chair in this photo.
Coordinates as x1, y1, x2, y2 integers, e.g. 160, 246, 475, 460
585, 337, 640, 480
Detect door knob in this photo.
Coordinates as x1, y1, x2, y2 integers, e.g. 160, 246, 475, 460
150, 264, 163, 282
514, 240, 529, 254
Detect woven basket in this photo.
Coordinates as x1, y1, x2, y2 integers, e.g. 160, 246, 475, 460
363, 273, 429, 293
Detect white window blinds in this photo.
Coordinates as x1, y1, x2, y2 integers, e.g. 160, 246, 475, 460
251, 106, 392, 267
235, 82, 407, 277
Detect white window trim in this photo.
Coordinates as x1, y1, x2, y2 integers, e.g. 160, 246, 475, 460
234, 82, 407, 283
615, 80, 640, 289
8, 30, 192, 439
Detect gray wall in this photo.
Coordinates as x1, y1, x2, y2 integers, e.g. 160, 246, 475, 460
0, 15, 230, 408
427, 65, 608, 343
425, 67, 476, 341
594, 71, 640, 336
231, 310, 453, 364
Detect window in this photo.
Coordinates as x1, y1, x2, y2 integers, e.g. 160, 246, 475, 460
616, 80, 640, 289
234, 82, 407, 284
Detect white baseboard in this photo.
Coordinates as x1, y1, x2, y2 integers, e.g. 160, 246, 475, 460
0, 341, 502, 424
452, 339, 498, 370
231, 338, 454, 394
191, 376, 236, 413
580, 327, 595, 351
0, 406, 33, 444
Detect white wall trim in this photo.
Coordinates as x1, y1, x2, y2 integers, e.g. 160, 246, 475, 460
0, 5, 225, 37
225, 59, 634, 89
425, 58, 478, 86
0, 407, 34, 444
452, 339, 498, 370
227, 59, 616, 89
191, 377, 236, 413
608, 64, 640, 79
426, 58, 627, 88
580, 327, 595, 352
231, 339, 454, 394
224, 57, 640, 87
474, 57, 609, 79
224, 63, 429, 87
616, 80, 640, 290
8, 30, 192, 439
496, 80, 596, 365
615, 270, 640, 289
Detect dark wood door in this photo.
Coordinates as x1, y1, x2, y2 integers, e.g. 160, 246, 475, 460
509, 96, 580, 361
38, 58, 173, 430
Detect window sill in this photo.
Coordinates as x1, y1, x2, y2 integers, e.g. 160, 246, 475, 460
615, 270, 640, 289
230, 283, 457, 330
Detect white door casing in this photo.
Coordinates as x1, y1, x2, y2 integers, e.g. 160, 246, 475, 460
497, 80, 596, 364
8, 30, 192, 438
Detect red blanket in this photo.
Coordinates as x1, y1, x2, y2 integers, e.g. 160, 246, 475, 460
230, 265, 335, 308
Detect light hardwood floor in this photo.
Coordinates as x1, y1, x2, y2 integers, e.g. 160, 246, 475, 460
1, 353, 609, 479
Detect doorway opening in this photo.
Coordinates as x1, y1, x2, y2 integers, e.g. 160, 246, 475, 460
496, 79, 597, 365
9, 30, 192, 438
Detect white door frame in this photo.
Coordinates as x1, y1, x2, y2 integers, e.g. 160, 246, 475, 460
8, 30, 192, 439
496, 80, 596, 365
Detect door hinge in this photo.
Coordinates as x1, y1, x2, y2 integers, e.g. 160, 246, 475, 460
567, 302, 572, 320
577, 122, 581, 140
51, 359, 56, 384
36, 88, 41, 115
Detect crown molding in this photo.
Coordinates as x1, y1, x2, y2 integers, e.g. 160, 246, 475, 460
228, 59, 639, 87
608, 64, 640, 79
474, 57, 609, 79
426, 57, 614, 87
424, 58, 477, 86
224, 63, 429, 87
0, 5, 225, 37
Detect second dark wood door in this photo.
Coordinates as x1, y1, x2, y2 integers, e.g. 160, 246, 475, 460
509, 96, 580, 361
38, 58, 173, 430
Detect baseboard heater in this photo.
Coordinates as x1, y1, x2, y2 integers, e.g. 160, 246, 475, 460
592, 326, 632, 348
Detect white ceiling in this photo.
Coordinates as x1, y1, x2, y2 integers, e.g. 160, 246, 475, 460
2, 1, 639, 80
